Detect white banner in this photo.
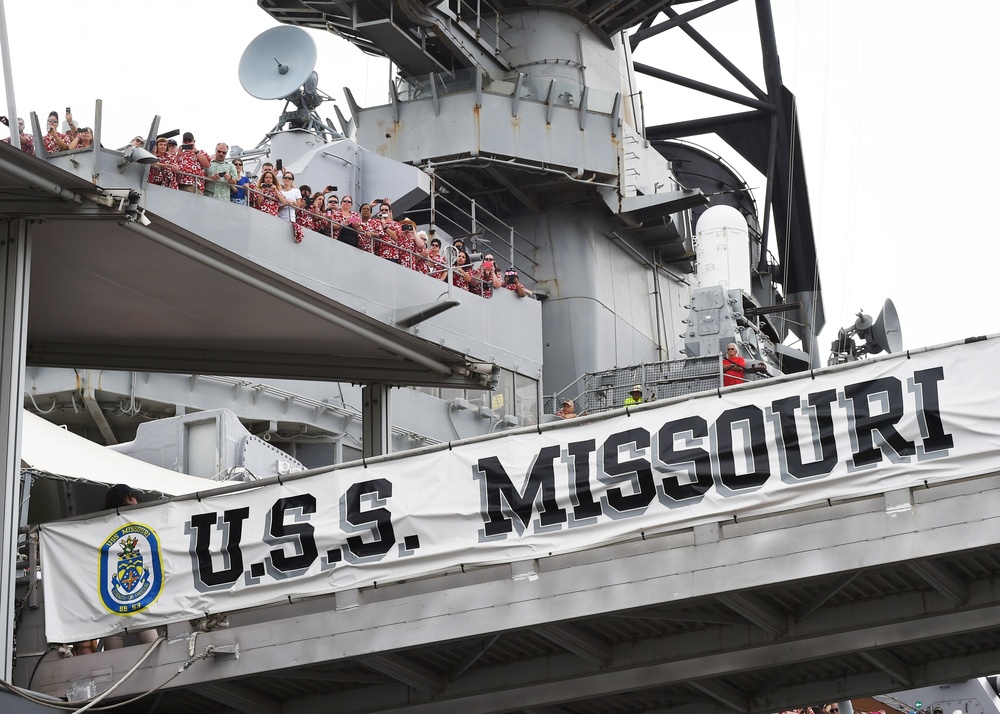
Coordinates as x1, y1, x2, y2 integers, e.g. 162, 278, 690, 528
40, 339, 1000, 642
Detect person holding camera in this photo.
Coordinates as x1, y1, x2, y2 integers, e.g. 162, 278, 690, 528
470, 254, 503, 298
68, 127, 94, 150
41, 111, 70, 153
502, 267, 533, 298
410, 226, 430, 273
173, 132, 211, 193
205, 143, 238, 201
1, 116, 34, 154
374, 200, 403, 263
397, 218, 421, 270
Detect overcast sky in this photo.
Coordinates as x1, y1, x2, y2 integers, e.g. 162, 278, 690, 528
2, 0, 998, 356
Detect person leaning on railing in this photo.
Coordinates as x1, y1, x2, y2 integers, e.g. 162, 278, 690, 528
469, 253, 502, 298
722, 343, 746, 386
230, 157, 250, 204
251, 170, 282, 215
149, 136, 179, 189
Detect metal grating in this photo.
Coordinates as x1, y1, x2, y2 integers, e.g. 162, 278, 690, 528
569, 356, 722, 416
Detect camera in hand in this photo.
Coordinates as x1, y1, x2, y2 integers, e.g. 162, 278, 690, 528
181, 143, 195, 151
483, 260, 494, 271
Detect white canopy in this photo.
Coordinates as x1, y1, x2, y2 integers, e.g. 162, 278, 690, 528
21, 410, 216, 496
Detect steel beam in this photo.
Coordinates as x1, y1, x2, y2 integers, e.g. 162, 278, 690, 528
689, 678, 749, 712
858, 649, 912, 687
908, 558, 969, 605
717, 592, 787, 636
0, 217, 29, 681
535, 623, 612, 667
358, 653, 445, 694
197, 682, 282, 714
361, 383, 390, 458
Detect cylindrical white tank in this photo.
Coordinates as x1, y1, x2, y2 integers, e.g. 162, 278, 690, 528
694, 205, 751, 295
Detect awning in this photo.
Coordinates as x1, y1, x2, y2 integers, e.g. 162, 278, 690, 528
21, 411, 215, 497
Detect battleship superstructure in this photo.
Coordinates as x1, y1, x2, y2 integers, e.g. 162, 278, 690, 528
4, 2, 1000, 714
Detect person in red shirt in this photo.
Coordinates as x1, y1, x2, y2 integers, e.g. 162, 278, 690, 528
41, 111, 70, 153
173, 131, 210, 194
148, 136, 179, 189
1, 117, 34, 154
722, 343, 746, 386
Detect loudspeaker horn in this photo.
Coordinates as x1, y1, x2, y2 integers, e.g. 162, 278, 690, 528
869, 299, 903, 354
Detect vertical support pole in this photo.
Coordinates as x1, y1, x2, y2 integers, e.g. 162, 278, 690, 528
755, 0, 782, 275
361, 383, 390, 458
428, 164, 436, 230
471, 199, 478, 250
0, 217, 30, 680
509, 226, 515, 271
0, 0, 20, 151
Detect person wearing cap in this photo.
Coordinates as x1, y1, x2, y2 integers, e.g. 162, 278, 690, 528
397, 217, 421, 271
103, 483, 139, 509
624, 385, 644, 407
173, 131, 211, 194
722, 342, 746, 387
502, 268, 533, 298
41, 111, 70, 153
556, 399, 578, 419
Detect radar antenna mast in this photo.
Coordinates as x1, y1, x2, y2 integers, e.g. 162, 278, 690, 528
238, 26, 342, 142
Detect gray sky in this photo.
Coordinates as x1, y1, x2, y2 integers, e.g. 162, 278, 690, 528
3, 0, 998, 355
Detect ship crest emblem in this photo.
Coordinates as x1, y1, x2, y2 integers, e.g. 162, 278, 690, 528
99, 523, 164, 615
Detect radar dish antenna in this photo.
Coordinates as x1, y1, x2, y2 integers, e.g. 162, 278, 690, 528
239, 26, 318, 100
828, 299, 904, 365
238, 26, 343, 143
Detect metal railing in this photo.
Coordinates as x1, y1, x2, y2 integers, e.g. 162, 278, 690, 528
545, 356, 770, 416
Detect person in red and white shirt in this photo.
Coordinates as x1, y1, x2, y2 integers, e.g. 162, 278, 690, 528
1, 117, 34, 154
469, 254, 503, 298
172, 131, 211, 194
148, 136, 178, 189
372, 201, 403, 263
41, 111, 69, 154
425, 234, 447, 279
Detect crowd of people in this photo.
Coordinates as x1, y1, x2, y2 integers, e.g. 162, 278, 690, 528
2, 108, 94, 154
774, 706, 887, 714
2, 112, 533, 299
140, 132, 533, 299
